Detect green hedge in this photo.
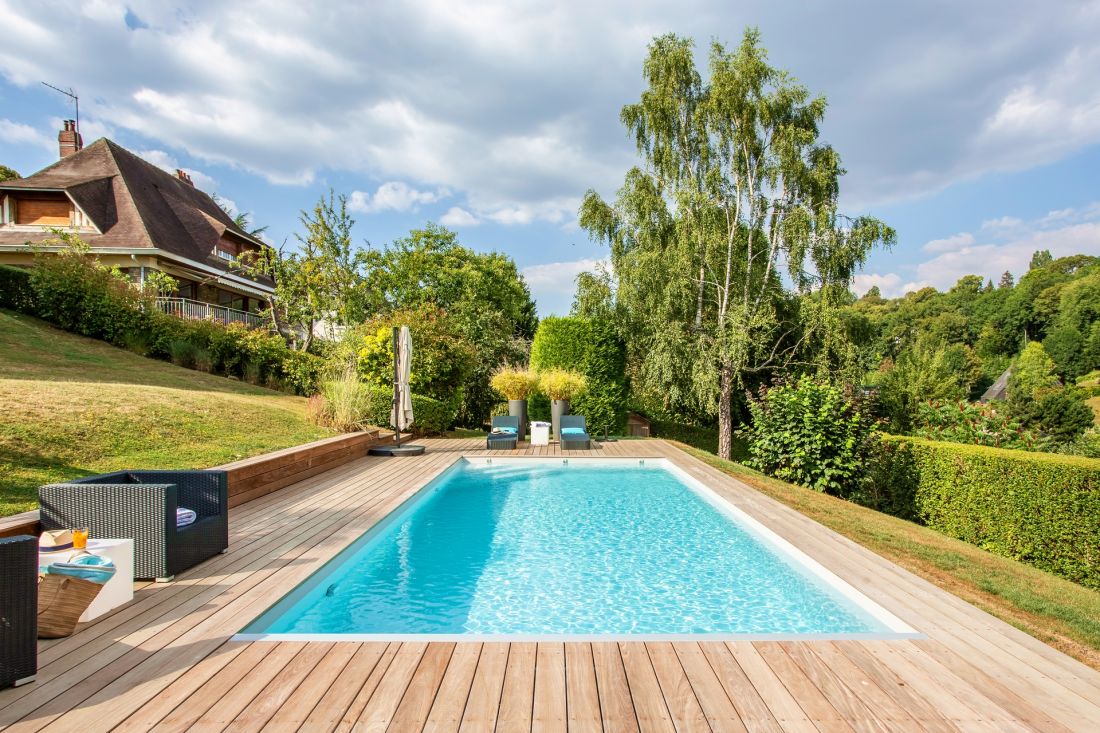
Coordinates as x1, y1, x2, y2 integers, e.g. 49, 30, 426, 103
4, 256, 322, 395
0, 265, 34, 311
529, 316, 628, 435
362, 386, 455, 435
877, 435, 1100, 588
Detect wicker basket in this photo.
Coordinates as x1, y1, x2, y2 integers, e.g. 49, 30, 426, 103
37, 574, 102, 639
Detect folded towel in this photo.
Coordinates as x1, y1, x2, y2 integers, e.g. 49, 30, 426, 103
177, 507, 197, 527
561, 427, 586, 435
46, 553, 116, 584
491, 427, 518, 435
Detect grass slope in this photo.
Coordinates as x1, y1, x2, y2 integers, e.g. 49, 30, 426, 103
0, 310, 334, 516
672, 441, 1100, 671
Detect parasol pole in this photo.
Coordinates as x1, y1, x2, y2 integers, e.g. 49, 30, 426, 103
392, 325, 401, 448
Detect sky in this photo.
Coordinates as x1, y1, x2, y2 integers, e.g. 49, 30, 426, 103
1, 0, 1099, 315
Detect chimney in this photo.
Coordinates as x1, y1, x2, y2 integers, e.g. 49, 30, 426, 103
58, 120, 83, 158
175, 169, 194, 186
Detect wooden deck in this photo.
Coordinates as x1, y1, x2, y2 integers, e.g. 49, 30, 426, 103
3, 438, 1100, 732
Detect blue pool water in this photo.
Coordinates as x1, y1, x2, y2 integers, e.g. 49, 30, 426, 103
244, 460, 899, 636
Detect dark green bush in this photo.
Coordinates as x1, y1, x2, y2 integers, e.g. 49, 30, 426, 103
0, 265, 34, 310
530, 316, 591, 371
1009, 387, 1095, 444
875, 435, 1100, 588
360, 386, 455, 435
6, 246, 323, 396
743, 376, 879, 494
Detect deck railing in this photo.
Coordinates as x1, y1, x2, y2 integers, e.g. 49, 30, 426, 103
155, 297, 265, 329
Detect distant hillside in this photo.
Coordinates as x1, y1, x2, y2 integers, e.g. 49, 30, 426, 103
0, 310, 335, 516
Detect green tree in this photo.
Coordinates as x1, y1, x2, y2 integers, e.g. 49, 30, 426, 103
571, 265, 617, 321
999, 271, 1014, 289
363, 223, 537, 426
579, 29, 893, 459
0, 165, 19, 182
874, 338, 981, 432
1030, 249, 1054, 270
1009, 342, 1060, 399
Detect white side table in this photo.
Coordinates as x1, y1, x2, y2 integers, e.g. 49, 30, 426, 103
530, 422, 550, 446
39, 538, 134, 622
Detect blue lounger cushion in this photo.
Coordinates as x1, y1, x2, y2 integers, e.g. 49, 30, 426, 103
561, 427, 586, 435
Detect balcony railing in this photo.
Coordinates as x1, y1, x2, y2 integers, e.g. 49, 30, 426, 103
155, 297, 265, 329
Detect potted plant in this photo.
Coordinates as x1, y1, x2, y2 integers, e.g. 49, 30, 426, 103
538, 368, 587, 441
490, 367, 539, 441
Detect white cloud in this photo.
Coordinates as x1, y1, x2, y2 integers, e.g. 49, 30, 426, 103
922, 232, 974, 253
440, 206, 479, 227
347, 181, 447, 214
0, 118, 54, 152
521, 257, 609, 316
981, 216, 1023, 231
852, 272, 932, 298
135, 149, 217, 191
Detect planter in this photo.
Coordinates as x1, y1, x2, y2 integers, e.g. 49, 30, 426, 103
551, 399, 570, 441
508, 399, 529, 441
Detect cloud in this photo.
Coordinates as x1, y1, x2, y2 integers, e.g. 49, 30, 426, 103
521, 257, 609, 316
440, 206, 479, 227
922, 232, 974, 253
3, 0, 1100, 217
851, 272, 931, 298
0, 118, 54, 152
135, 149, 217, 191
981, 216, 1023, 231
347, 181, 447, 214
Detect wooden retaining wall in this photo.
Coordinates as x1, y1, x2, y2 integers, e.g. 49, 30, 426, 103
0, 429, 386, 538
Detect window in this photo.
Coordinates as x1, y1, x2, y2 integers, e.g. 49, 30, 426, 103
215, 249, 235, 261
14, 196, 71, 226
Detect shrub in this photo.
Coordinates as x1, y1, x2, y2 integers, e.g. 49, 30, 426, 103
169, 338, 200, 369
490, 367, 539, 400
911, 400, 1039, 450
0, 264, 34, 310
530, 316, 590, 372
743, 376, 879, 495
875, 435, 1100, 588
360, 386, 455, 435
319, 371, 373, 431
538, 368, 587, 401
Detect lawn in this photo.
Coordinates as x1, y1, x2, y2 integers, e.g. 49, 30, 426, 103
0, 309, 335, 516
670, 441, 1100, 671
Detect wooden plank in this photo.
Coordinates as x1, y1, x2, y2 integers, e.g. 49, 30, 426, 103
221, 641, 335, 732
670, 642, 749, 733
533, 642, 567, 733
752, 643, 857, 733
424, 643, 482, 733
496, 643, 536, 733
307, 643, 398, 733
565, 643, 603, 733
618, 643, 675, 733
263, 641, 361, 729
644, 642, 712, 733
778, 642, 894, 733
350, 641, 429, 732
695, 643, 786, 733
458, 643, 509, 733
591, 643, 639, 733
386, 643, 458, 732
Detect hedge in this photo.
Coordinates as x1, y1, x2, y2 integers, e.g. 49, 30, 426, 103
362, 386, 455, 435
877, 435, 1100, 588
529, 315, 627, 435
2, 257, 323, 395
0, 264, 34, 311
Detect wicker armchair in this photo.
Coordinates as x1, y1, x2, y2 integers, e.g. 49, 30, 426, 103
39, 470, 228, 581
0, 535, 37, 688
559, 415, 592, 450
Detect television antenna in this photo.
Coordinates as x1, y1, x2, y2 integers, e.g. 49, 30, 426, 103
41, 82, 79, 132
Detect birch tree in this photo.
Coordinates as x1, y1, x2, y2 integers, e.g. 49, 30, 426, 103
580, 29, 894, 459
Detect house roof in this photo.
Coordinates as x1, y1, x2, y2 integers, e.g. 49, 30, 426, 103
980, 367, 1012, 402
0, 138, 272, 288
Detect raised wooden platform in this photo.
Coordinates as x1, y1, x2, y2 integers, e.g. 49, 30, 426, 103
2, 438, 1099, 731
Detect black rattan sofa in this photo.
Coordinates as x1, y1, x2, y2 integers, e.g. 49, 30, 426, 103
39, 470, 228, 581
486, 415, 520, 450
559, 415, 592, 450
0, 535, 37, 688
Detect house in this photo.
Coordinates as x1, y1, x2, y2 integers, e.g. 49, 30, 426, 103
980, 367, 1012, 402
0, 121, 273, 327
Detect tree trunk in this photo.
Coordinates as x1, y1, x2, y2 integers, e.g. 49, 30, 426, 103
717, 361, 734, 460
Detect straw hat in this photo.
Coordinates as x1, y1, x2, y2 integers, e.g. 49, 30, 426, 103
39, 529, 74, 554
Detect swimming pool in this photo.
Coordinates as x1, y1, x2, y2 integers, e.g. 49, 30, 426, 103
239, 458, 918, 640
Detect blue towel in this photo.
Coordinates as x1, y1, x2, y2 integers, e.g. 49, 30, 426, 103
491, 427, 517, 435
561, 427, 586, 435
177, 507, 197, 527
46, 554, 116, 584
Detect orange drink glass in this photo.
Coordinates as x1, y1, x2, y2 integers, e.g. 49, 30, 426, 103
72, 527, 89, 550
